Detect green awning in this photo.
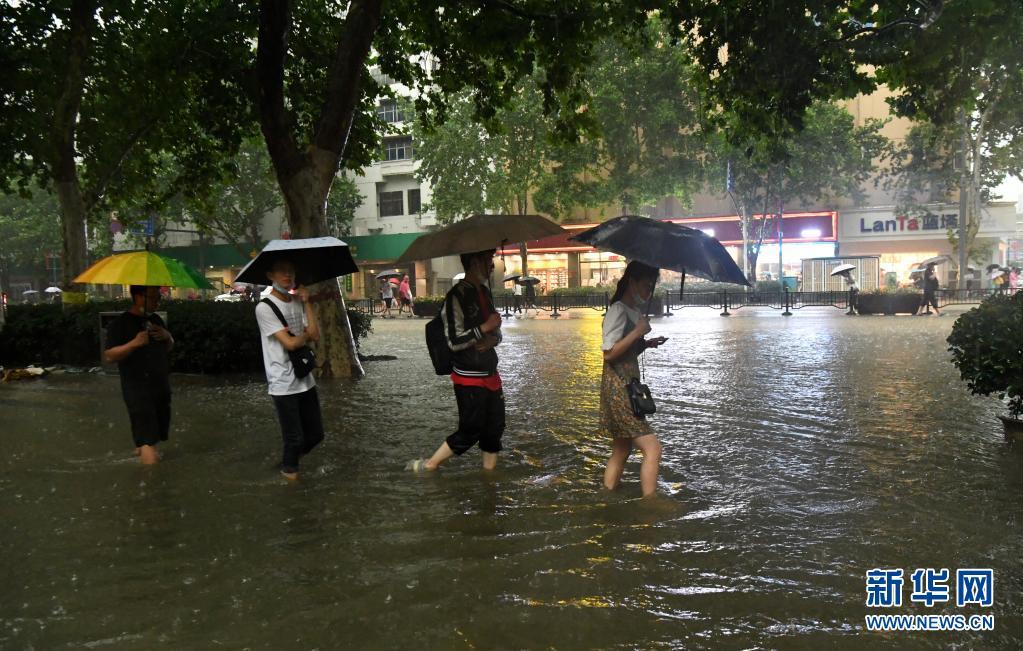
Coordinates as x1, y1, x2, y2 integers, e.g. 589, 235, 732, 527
155, 243, 254, 269
346, 233, 420, 263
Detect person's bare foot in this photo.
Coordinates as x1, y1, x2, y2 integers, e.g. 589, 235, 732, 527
138, 445, 159, 465
280, 470, 299, 481
134, 447, 141, 457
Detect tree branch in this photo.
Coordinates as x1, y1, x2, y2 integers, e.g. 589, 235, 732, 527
313, 0, 384, 161
51, 0, 95, 184
257, 0, 306, 180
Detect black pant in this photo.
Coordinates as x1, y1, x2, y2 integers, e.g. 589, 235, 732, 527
923, 289, 939, 310
513, 296, 521, 313
446, 384, 505, 455
271, 387, 324, 472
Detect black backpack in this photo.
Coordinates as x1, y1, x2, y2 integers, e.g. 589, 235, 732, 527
425, 309, 452, 375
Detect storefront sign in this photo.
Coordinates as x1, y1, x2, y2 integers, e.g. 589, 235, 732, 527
859, 214, 958, 234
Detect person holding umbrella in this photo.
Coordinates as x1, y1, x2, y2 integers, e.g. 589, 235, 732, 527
829, 264, 858, 315
255, 259, 323, 480
103, 285, 175, 465
235, 237, 358, 480
599, 261, 668, 497
921, 262, 942, 316
77, 247, 212, 464
380, 277, 395, 318
407, 249, 505, 473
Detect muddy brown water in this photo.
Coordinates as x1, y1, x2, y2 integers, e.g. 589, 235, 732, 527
2, 309, 1020, 648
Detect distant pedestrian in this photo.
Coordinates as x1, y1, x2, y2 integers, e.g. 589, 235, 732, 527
398, 274, 414, 317
1010, 267, 1020, 291
513, 281, 523, 314
839, 270, 859, 315
380, 279, 394, 318
921, 262, 941, 315
524, 281, 537, 316
103, 285, 174, 465
599, 261, 668, 497
407, 249, 504, 473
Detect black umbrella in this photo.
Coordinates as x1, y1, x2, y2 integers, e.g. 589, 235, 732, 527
503, 273, 521, 283
569, 216, 749, 285
234, 237, 358, 286
516, 276, 541, 285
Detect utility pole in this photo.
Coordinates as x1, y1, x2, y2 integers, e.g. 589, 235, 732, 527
777, 203, 784, 289
957, 108, 969, 287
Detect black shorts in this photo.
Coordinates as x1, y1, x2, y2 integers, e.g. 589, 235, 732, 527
126, 393, 171, 447
384, 297, 393, 307
447, 384, 505, 454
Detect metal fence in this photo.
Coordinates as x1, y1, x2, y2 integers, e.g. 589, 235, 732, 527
347, 288, 1018, 318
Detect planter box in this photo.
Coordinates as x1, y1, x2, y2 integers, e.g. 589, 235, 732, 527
857, 294, 922, 315
412, 302, 442, 318
999, 415, 1023, 442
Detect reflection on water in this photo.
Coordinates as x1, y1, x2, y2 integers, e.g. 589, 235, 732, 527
2, 310, 1021, 648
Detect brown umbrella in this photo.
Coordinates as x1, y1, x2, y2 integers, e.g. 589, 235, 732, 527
394, 214, 564, 263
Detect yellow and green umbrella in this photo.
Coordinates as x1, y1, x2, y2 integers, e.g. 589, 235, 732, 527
74, 250, 214, 289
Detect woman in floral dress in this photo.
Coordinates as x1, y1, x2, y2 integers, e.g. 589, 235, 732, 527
599, 261, 668, 497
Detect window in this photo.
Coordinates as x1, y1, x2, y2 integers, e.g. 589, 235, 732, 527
377, 101, 408, 124
379, 191, 404, 217
382, 136, 413, 161
408, 188, 421, 214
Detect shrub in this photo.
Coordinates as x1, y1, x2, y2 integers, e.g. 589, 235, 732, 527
865, 286, 921, 296
947, 292, 1023, 417
0, 301, 370, 374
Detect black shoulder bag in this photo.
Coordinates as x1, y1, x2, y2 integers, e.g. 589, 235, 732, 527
260, 298, 317, 378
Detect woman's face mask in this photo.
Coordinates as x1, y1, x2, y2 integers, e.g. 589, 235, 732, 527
632, 277, 654, 303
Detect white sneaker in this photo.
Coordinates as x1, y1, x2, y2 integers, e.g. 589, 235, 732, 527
405, 458, 427, 472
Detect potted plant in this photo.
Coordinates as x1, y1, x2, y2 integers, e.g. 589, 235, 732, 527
947, 292, 1023, 440
411, 295, 446, 318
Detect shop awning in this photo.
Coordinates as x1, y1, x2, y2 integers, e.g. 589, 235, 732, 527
347, 233, 421, 263
115, 244, 254, 270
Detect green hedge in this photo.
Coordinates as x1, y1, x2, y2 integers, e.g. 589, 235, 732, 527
0, 301, 372, 374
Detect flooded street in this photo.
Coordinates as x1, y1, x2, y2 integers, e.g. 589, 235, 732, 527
2, 309, 1021, 648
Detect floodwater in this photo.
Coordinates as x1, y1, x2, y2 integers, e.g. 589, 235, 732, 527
2, 308, 1021, 649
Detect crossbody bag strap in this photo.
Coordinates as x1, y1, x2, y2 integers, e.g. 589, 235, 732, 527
608, 316, 643, 382
260, 298, 294, 335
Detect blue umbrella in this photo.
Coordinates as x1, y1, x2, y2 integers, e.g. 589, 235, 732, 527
569, 215, 749, 285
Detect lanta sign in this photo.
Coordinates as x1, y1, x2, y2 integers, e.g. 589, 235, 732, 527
859, 213, 958, 234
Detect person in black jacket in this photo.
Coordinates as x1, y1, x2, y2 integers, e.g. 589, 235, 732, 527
407, 249, 504, 472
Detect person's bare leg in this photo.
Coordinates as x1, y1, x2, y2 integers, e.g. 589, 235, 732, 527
138, 444, 160, 465
134, 447, 141, 457
424, 441, 455, 470
482, 451, 498, 470
603, 438, 632, 490
633, 435, 662, 497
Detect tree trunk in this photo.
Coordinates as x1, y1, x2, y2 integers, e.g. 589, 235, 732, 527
257, 0, 382, 379
279, 160, 365, 379
55, 180, 89, 288
51, 0, 96, 289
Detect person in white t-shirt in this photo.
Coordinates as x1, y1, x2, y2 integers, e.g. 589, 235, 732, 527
255, 259, 323, 480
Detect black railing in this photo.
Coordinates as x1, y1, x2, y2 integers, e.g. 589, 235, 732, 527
348, 288, 1016, 317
